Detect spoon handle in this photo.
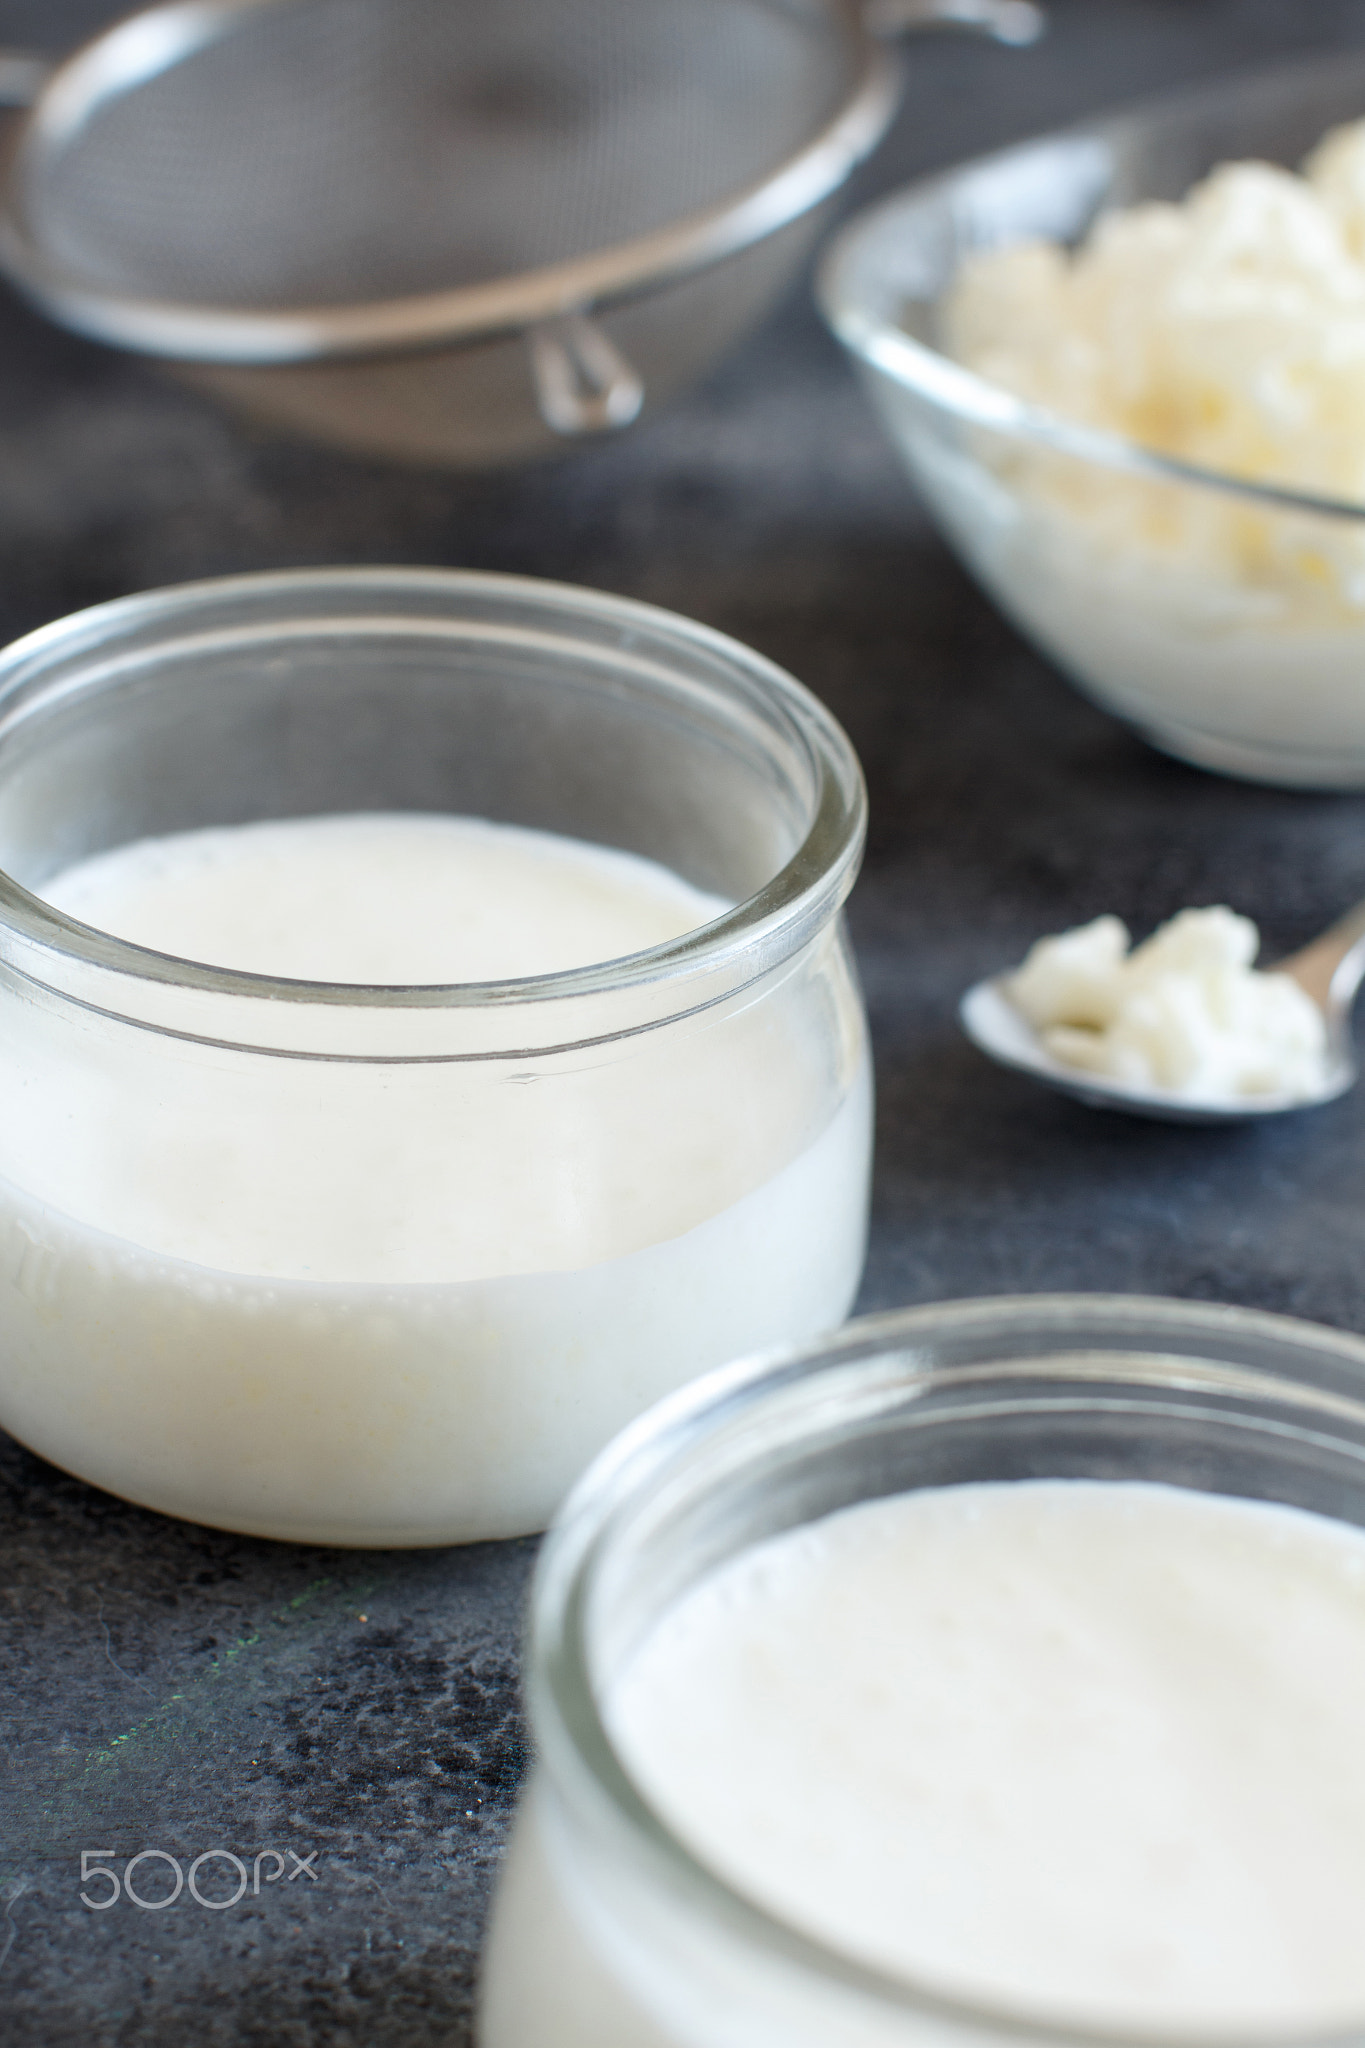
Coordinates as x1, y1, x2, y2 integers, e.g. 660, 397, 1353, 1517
1279, 898, 1365, 1012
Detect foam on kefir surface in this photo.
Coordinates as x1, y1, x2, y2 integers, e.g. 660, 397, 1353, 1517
25, 812, 749, 1279
609, 1479, 1365, 2034
43, 812, 723, 981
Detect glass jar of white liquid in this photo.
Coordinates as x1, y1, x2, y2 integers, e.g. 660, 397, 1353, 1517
0, 569, 870, 1545
481, 1294, 1365, 2047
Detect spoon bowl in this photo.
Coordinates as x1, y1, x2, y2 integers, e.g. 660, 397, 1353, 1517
960, 900, 1365, 1122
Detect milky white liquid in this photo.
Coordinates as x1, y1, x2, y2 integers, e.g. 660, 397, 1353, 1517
875, 391, 1365, 788
0, 815, 870, 1544
481, 1479, 1365, 2046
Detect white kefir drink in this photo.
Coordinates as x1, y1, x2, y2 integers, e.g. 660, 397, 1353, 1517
482, 1478, 1365, 2046
0, 813, 870, 1543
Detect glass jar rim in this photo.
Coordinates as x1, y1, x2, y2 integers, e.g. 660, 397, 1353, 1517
529, 1291, 1365, 2048
0, 565, 866, 1016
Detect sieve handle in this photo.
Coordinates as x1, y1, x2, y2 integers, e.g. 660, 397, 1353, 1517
528, 313, 646, 438
864, 0, 1046, 44
0, 51, 51, 108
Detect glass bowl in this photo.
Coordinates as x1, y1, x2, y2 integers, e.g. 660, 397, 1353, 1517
481, 1292, 1365, 2046
819, 51, 1365, 789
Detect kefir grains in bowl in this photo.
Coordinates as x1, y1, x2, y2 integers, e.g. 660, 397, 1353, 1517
941, 122, 1365, 521
0, 570, 872, 1545
819, 55, 1365, 784
480, 1296, 1365, 2048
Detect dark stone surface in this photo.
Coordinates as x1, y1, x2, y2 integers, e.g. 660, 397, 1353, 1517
5, 1, 1365, 2040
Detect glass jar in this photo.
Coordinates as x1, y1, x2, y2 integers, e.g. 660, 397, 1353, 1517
480, 1293, 1365, 2047
0, 568, 870, 1545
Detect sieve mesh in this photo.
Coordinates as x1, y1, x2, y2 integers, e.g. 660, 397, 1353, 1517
19, 0, 857, 309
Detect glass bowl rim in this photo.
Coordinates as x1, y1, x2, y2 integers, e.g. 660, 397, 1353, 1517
0, 564, 866, 1014
528, 1290, 1365, 2048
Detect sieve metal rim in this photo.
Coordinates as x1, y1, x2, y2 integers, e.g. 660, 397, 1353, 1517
0, 0, 902, 367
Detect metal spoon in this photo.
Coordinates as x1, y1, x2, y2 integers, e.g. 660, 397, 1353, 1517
959, 899, 1365, 1124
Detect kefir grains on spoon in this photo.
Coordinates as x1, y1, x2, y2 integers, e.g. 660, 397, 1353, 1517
1006, 905, 1329, 1100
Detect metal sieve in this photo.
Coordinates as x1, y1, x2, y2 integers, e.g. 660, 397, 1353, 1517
0, 0, 1042, 466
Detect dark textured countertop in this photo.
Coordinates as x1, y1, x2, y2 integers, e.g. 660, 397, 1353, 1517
7, 2, 1365, 2040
